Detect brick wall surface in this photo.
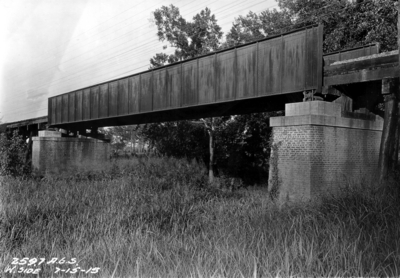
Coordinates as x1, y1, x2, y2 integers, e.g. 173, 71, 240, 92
269, 121, 382, 203
32, 137, 111, 176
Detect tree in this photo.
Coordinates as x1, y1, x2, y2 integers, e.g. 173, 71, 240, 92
224, 9, 292, 47
226, 0, 397, 52
146, 1, 399, 186
139, 121, 208, 160
216, 112, 281, 185
148, 5, 224, 184
277, 0, 397, 52
150, 4, 223, 68
190, 117, 232, 183
100, 126, 144, 152
224, 0, 399, 184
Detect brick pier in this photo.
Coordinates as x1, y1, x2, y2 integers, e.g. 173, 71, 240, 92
269, 101, 383, 203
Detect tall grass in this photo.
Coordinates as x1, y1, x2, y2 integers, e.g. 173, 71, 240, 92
1, 157, 399, 277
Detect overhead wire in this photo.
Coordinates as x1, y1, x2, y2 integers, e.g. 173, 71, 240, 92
3, 0, 363, 92
6, 0, 280, 100
5, 0, 250, 91
216, 0, 380, 49
8, 0, 272, 86
4, 0, 278, 117
3, 0, 366, 117
5, 0, 379, 118
90, 0, 382, 80
4, 0, 188, 82
214, 0, 277, 26
5, 0, 214, 84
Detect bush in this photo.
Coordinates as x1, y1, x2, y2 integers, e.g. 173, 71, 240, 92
0, 130, 30, 177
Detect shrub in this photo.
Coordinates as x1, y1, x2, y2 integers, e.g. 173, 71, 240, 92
0, 130, 30, 177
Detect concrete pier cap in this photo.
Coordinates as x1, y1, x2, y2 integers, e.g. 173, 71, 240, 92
268, 101, 383, 203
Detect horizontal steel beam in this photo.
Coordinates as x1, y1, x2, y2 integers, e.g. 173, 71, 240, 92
323, 51, 398, 86
3, 116, 48, 129
324, 66, 399, 86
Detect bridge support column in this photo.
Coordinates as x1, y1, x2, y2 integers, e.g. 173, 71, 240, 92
268, 101, 384, 203
32, 131, 110, 176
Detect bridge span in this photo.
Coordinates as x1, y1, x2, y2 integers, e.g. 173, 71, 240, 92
2, 25, 399, 203
3, 26, 394, 134
47, 26, 323, 130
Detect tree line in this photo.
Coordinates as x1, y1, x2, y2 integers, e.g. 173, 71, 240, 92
104, 0, 399, 186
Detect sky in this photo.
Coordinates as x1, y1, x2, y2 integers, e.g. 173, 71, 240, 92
0, 0, 278, 123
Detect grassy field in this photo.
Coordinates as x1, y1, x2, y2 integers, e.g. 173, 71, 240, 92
1, 157, 399, 278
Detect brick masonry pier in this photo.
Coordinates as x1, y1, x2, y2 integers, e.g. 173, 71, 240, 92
269, 101, 383, 203
32, 131, 110, 176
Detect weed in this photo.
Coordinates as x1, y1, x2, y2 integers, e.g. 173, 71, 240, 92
0, 130, 31, 177
1, 157, 399, 277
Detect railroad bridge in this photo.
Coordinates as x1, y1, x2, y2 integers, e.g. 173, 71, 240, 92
3, 25, 399, 202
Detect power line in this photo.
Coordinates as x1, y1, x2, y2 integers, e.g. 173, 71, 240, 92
5, 0, 214, 83
5, 0, 375, 95
4, 0, 190, 81
7, 1, 280, 96
4, 0, 382, 120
